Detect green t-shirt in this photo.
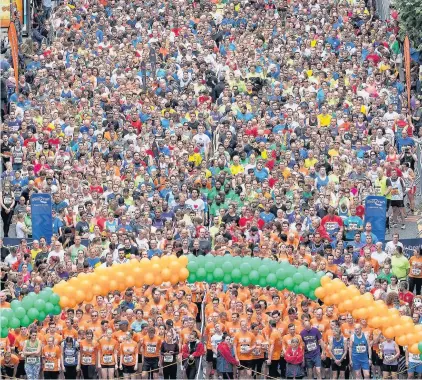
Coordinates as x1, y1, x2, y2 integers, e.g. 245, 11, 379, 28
391, 255, 410, 279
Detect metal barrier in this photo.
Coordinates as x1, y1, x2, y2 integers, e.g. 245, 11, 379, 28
196, 289, 207, 380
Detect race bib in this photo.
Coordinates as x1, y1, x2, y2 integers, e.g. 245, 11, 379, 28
356, 345, 366, 354
391, 188, 399, 195
252, 348, 261, 356
82, 356, 92, 365
240, 344, 250, 354
163, 354, 173, 363
333, 348, 343, 356
26, 357, 38, 364
123, 355, 133, 364
384, 354, 394, 362
306, 342, 317, 352
45, 361, 55, 370
65, 356, 76, 365
410, 353, 422, 363
103, 355, 113, 363
146, 345, 156, 354
411, 268, 421, 276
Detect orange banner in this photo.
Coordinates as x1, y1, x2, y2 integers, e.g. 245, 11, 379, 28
8, 22, 19, 93
404, 36, 411, 112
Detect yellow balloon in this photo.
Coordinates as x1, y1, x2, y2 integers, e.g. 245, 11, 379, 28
320, 276, 332, 287
153, 275, 163, 286
151, 263, 162, 275
151, 256, 160, 263
144, 273, 154, 285
161, 268, 171, 282
59, 296, 70, 308
178, 255, 189, 267
179, 267, 189, 281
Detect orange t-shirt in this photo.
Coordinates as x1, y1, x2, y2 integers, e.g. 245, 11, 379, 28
42, 333, 63, 346
141, 336, 162, 358
14, 334, 28, 360
0, 353, 19, 368
233, 331, 256, 361
0, 337, 10, 357
311, 317, 329, 334
409, 256, 422, 278
62, 328, 78, 341
120, 341, 139, 366
251, 333, 266, 359
282, 333, 303, 352
269, 329, 283, 360
42, 345, 61, 372
80, 339, 98, 366
98, 338, 119, 366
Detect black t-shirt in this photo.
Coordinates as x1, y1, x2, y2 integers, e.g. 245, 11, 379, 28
75, 221, 90, 235
0, 142, 11, 163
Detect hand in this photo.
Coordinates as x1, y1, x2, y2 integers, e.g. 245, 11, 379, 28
62, 367, 66, 373
321, 352, 326, 360
119, 365, 123, 370
115, 364, 118, 369
134, 365, 138, 371
189, 355, 194, 360
76, 366, 80, 372
266, 359, 271, 365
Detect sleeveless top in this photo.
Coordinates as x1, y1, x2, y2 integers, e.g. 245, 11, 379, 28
332, 336, 345, 360
12, 146, 24, 164
25, 339, 40, 365
63, 341, 78, 366
382, 341, 397, 365
352, 333, 368, 359
2, 191, 14, 208
390, 177, 404, 201
315, 175, 329, 191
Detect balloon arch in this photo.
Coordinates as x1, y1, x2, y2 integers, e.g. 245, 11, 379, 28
2, 254, 422, 357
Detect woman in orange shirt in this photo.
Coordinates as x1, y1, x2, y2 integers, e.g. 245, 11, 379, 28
1, 351, 19, 379
119, 332, 139, 379
97, 328, 119, 379
42, 336, 61, 379
78, 329, 98, 379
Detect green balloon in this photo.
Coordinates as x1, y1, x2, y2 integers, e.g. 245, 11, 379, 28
10, 300, 22, 311
205, 261, 216, 273
240, 263, 251, 275
49, 293, 60, 305
284, 278, 294, 290
309, 277, 320, 289
187, 273, 197, 283
205, 273, 215, 283
231, 269, 242, 282
293, 273, 303, 285
276, 267, 287, 280
249, 270, 260, 285
258, 277, 267, 288
14, 307, 26, 319
214, 256, 224, 266
0, 316, 8, 329
223, 274, 232, 284
196, 268, 207, 281
34, 299, 46, 311
213, 268, 224, 282
1, 327, 8, 338
187, 254, 196, 262
420, 354, 422, 361
316, 271, 325, 279
258, 265, 270, 277
21, 297, 35, 311
196, 255, 205, 266
187, 261, 199, 273
298, 282, 310, 294
27, 292, 37, 299
276, 280, 284, 290
20, 315, 31, 327
39, 291, 51, 303
298, 265, 308, 274
45, 302, 55, 314
27, 308, 39, 321
232, 256, 242, 264
293, 285, 300, 295
223, 261, 234, 274
418, 342, 422, 353
43, 287, 53, 294
266, 273, 277, 287
0, 308, 13, 319
38, 310, 47, 322
240, 275, 250, 286
9, 317, 20, 329
52, 305, 62, 316
205, 254, 214, 262
285, 264, 296, 277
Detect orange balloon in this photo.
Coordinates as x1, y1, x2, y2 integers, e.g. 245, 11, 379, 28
79, 280, 91, 292
92, 284, 103, 295
125, 276, 136, 288
348, 285, 360, 299
59, 296, 70, 308
84, 291, 93, 303
169, 274, 179, 285
178, 255, 189, 267
97, 276, 110, 290
415, 325, 422, 332
160, 256, 170, 268
366, 306, 377, 319
352, 308, 367, 320
167, 255, 178, 263
314, 287, 326, 299
320, 276, 332, 286
179, 267, 189, 281
395, 335, 408, 347
323, 295, 333, 306
393, 324, 405, 336
410, 343, 420, 355
343, 299, 354, 312
153, 275, 163, 286
169, 261, 181, 271
383, 327, 396, 339
75, 290, 85, 304
161, 268, 171, 282
130, 258, 139, 265
330, 293, 341, 305
151, 264, 162, 275
144, 273, 154, 285
63, 286, 76, 298
379, 316, 391, 328
368, 317, 381, 328
151, 256, 160, 263
338, 302, 347, 313
139, 258, 151, 269
324, 283, 335, 296
360, 293, 374, 307
109, 279, 118, 291
115, 271, 126, 282
400, 316, 413, 324
67, 299, 77, 309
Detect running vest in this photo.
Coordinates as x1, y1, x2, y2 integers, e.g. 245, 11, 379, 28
382, 340, 397, 365
316, 175, 329, 190
352, 333, 368, 359
374, 177, 390, 199
332, 336, 345, 360
25, 340, 40, 365
12, 146, 24, 164
63, 340, 78, 366
390, 177, 405, 201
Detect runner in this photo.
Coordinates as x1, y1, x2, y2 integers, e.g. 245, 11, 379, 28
300, 318, 325, 380
349, 324, 371, 379
160, 330, 179, 380
42, 335, 61, 379
119, 332, 139, 379
380, 335, 400, 379
98, 328, 119, 379
78, 329, 98, 380
233, 319, 256, 379
328, 325, 348, 380
140, 326, 162, 379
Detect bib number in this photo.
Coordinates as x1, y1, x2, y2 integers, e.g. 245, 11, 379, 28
356, 345, 366, 354
26, 357, 38, 364
45, 362, 55, 370
146, 345, 156, 354
240, 344, 249, 354
333, 348, 343, 356
82, 356, 92, 365
306, 342, 317, 352
103, 355, 113, 364
411, 268, 421, 276
123, 355, 133, 364
384, 354, 394, 362
252, 348, 261, 356
65, 356, 76, 365
163, 354, 173, 363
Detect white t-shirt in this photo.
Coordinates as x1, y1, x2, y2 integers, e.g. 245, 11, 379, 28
186, 198, 205, 212
211, 333, 224, 358
384, 241, 404, 256
16, 222, 27, 238
4, 253, 17, 267
371, 250, 388, 265
48, 250, 64, 262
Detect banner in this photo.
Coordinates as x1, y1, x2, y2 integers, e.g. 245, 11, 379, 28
8, 22, 19, 92
30, 194, 53, 244
0, 0, 23, 29
398, 238, 422, 257
364, 196, 387, 242
404, 36, 411, 112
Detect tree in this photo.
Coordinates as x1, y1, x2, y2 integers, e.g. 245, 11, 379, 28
394, 0, 422, 50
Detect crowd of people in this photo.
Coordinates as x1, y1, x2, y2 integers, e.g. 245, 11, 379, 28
1, 0, 422, 378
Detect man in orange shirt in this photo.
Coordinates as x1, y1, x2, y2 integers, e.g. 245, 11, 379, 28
233, 319, 256, 378
225, 313, 241, 339
141, 327, 162, 379
1, 351, 19, 378
282, 323, 303, 354
267, 319, 283, 378
311, 308, 330, 334
62, 318, 78, 340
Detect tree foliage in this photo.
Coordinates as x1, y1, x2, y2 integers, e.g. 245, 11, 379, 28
395, 0, 422, 50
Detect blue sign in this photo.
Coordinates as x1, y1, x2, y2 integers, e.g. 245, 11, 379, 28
30, 193, 53, 244
365, 196, 387, 243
